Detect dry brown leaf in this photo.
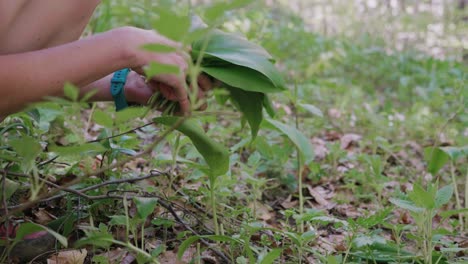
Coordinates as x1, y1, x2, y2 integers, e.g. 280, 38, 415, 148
280, 195, 298, 209
328, 108, 342, 119
311, 137, 329, 160
47, 249, 87, 264
340, 134, 362, 150
307, 186, 329, 206
159, 250, 186, 264
34, 208, 56, 225
249, 202, 273, 221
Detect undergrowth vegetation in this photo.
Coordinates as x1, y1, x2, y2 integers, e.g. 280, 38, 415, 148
1, 0, 467, 263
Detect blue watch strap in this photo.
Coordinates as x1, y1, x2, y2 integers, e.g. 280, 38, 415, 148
111, 68, 131, 111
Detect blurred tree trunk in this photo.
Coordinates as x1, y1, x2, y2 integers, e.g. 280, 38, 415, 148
458, 0, 466, 9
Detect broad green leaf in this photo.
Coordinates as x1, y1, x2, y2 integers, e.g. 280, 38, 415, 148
134, 197, 158, 219
424, 147, 450, 175
141, 43, 176, 53
259, 249, 282, 264
16, 223, 68, 247
204, 0, 255, 22
434, 185, 453, 209
154, 117, 229, 176
263, 95, 276, 118
144, 62, 180, 79
354, 234, 386, 248
202, 65, 283, 93
64, 83, 79, 102
93, 109, 113, 127
265, 119, 314, 164
109, 215, 127, 226
408, 183, 435, 209
115, 107, 145, 125
0, 178, 19, 201
440, 208, 468, 218
298, 103, 323, 118
440, 146, 468, 160
389, 198, 424, 213
228, 87, 263, 139
10, 136, 42, 165
152, 9, 190, 42
193, 30, 285, 89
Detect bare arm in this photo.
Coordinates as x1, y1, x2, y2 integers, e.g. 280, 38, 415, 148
0, 27, 188, 116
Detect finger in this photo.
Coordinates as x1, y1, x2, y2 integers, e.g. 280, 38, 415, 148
197, 74, 213, 91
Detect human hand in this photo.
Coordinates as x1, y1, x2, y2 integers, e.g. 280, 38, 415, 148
123, 70, 218, 113
120, 27, 191, 113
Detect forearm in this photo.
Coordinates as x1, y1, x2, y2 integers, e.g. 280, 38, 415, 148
0, 27, 138, 116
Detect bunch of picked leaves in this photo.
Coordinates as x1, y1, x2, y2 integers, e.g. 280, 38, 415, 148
191, 29, 286, 138
152, 25, 286, 176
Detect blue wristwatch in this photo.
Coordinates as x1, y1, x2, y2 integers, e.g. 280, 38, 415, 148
110, 68, 131, 111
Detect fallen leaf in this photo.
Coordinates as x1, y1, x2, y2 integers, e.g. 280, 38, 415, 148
34, 208, 56, 225
307, 186, 329, 206
340, 134, 362, 150
280, 195, 298, 209
311, 137, 329, 160
47, 249, 87, 264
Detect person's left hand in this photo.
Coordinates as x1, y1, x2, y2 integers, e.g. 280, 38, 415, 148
124, 70, 217, 112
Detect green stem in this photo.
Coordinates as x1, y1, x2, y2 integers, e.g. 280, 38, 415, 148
298, 154, 304, 234
426, 210, 433, 264
210, 179, 219, 236
450, 162, 463, 230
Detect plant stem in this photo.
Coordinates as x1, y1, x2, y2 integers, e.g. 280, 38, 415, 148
426, 209, 433, 264
298, 154, 304, 234
210, 179, 219, 236
450, 162, 464, 230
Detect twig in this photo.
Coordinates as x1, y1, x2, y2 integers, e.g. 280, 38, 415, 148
87, 122, 155, 143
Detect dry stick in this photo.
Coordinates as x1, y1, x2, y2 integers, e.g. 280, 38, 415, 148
87, 122, 156, 143
1, 117, 187, 222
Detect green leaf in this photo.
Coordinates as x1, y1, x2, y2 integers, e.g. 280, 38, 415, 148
144, 62, 180, 79
134, 197, 158, 220
424, 147, 450, 175
263, 95, 276, 118
93, 109, 113, 127
389, 198, 424, 213
0, 178, 19, 201
115, 107, 145, 125
154, 117, 230, 176
141, 43, 177, 53
10, 136, 42, 166
298, 103, 323, 118
440, 146, 468, 161
265, 119, 314, 164
204, 0, 255, 22
16, 223, 68, 247
152, 9, 190, 42
259, 249, 282, 264
64, 83, 79, 102
193, 30, 285, 89
440, 208, 468, 218
109, 215, 127, 226
434, 185, 453, 209
408, 183, 435, 209
202, 65, 283, 93
228, 87, 263, 139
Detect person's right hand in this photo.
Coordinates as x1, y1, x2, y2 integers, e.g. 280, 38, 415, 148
120, 27, 191, 113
